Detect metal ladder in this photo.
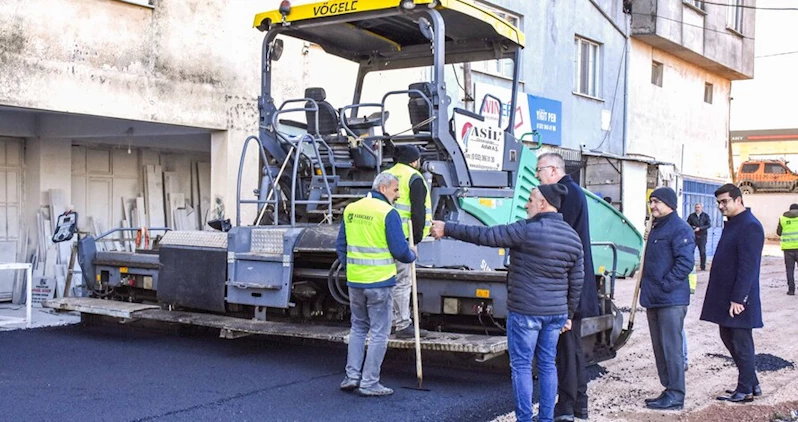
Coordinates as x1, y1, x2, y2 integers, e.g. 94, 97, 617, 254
286, 133, 334, 225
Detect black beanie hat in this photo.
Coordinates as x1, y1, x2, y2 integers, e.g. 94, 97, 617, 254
537, 184, 569, 210
650, 187, 678, 211
394, 145, 421, 164
790, 203, 798, 210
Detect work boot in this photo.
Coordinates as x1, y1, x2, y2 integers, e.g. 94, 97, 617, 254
339, 377, 359, 392
357, 383, 394, 397
394, 325, 428, 339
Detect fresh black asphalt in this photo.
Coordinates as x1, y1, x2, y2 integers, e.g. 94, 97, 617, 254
0, 323, 514, 422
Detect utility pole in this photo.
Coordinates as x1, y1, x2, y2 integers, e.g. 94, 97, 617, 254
727, 91, 736, 184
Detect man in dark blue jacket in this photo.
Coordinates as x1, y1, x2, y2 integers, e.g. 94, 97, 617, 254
536, 152, 598, 421
641, 187, 695, 410
430, 184, 583, 422
701, 184, 764, 403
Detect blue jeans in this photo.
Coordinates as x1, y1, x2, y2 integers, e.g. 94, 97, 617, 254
507, 312, 567, 422
345, 286, 393, 389
682, 328, 688, 366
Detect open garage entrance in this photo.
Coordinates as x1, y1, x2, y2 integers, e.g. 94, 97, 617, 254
0, 105, 218, 300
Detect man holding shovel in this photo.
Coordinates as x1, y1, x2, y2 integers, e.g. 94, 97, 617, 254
336, 173, 417, 397
384, 145, 432, 339
430, 184, 583, 422
641, 187, 695, 410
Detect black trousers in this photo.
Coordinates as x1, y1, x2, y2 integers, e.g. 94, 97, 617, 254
695, 235, 707, 270
647, 306, 687, 400
554, 318, 587, 417
785, 249, 798, 291
719, 326, 759, 394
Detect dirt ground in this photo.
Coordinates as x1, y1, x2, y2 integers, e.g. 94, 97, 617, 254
493, 242, 798, 422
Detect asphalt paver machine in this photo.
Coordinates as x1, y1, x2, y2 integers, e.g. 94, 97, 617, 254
49, 0, 643, 363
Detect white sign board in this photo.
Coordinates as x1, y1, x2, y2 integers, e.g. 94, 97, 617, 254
31, 277, 56, 305
474, 82, 533, 139
452, 112, 505, 171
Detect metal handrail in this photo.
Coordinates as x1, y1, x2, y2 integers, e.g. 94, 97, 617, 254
273, 98, 338, 176
478, 94, 504, 128
236, 135, 271, 226
591, 241, 618, 301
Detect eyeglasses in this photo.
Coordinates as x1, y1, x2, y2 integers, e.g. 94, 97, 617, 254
716, 198, 733, 206
535, 165, 555, 174
648, 198, 662, 205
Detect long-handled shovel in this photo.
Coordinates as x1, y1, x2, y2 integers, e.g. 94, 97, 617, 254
402, 220, 429, 391
613, 216, 653, 349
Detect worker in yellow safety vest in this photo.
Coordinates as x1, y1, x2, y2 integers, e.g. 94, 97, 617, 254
335, 172, 416, 397
777, 203, 798, 295
383, 145, 432, 339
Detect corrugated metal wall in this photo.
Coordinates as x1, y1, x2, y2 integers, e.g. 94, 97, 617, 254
682, 178, 724, 257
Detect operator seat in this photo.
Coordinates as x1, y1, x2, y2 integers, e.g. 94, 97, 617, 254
407, 82, 434, 134
304, 87, 339, 137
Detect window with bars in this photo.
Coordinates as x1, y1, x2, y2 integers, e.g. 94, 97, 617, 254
473, 4, 520, 78
574, 37, 601, 98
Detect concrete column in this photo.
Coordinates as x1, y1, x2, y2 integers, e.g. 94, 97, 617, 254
210, 129, 260, 227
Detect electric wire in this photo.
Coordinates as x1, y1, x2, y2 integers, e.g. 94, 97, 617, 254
698, 0, 798, 11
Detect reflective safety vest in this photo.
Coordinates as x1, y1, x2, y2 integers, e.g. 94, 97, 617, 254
688, 264, 697, 294
343, 194, 397, 284
780, 215, 798, 250
383, 163, 432, 238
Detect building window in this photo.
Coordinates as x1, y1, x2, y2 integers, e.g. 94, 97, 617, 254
727, 0, 743, 33
685, 0, 705, 10
765, 163, 787, 174
704, 82, 713, 104
474, 4, 520, 78
651, 61, 663, 87
740, 163, 759, 173
574, 37, 601, 98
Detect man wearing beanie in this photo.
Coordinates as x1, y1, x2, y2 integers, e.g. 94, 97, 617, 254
383, 145, 431, 339
641, 187, 695, 410
776, 203, 798, 295
536, 152, 597, 421
429, 184, 584, 422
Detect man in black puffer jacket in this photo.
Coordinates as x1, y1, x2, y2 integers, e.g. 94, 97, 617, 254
430, 184, 584, 422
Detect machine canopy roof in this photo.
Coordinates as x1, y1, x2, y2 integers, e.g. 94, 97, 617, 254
254, 0, 525, 69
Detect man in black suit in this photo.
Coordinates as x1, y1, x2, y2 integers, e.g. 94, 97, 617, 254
686, 203, 711, 271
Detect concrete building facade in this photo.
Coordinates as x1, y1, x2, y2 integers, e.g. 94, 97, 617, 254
622, 0, 755, 229
0, 0, 269, 268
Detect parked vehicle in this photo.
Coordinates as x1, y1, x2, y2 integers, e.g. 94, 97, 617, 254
736, 160, 798, 194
